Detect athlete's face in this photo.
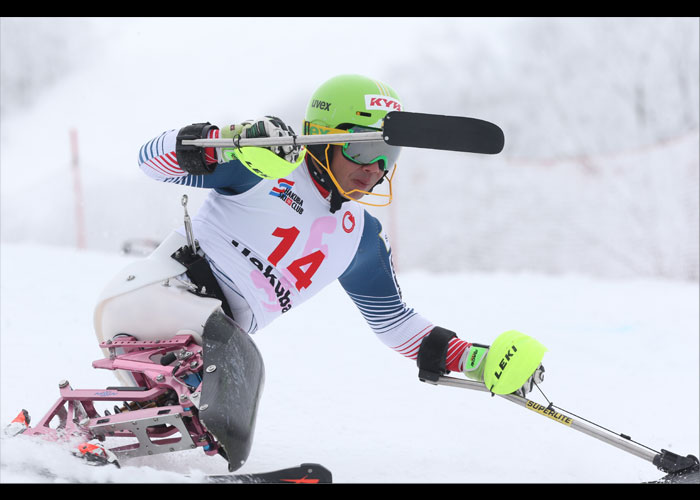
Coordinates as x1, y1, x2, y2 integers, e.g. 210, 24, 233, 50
329, 145, 384, 200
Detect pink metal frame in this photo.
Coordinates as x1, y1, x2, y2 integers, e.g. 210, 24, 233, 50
21, 334, 221, 460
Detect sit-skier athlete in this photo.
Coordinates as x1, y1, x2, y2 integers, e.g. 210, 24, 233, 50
91, 74, 544, 467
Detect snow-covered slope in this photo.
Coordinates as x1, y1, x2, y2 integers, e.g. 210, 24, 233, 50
1, 243, 697, 483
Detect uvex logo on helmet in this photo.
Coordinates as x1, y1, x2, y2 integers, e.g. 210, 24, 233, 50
311, 99, 331, 111
365, 95, 402, 112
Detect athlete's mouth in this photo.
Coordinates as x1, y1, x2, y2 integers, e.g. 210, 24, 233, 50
351, 177, 375, 190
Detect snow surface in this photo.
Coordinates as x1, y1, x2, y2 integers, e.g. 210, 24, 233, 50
1, 243, 698, 483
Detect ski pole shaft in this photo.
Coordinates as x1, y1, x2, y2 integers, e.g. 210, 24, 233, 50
429, 375, 658, 465
180, 131, 384, 148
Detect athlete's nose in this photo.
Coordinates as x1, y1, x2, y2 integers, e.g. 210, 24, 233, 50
360, 161, 382, 173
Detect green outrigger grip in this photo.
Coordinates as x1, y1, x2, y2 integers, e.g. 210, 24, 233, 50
483, 330, 547, 395
223, 146, 307, 180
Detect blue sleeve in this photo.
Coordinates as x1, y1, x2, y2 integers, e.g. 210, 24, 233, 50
339, 211, 421, 336
163, 160, 263, 195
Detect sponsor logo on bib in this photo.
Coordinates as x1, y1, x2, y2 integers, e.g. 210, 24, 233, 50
269, 178, 304, 214
342, 211, 356, 233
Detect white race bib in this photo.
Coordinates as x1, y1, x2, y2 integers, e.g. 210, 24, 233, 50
188, 163, 365, 331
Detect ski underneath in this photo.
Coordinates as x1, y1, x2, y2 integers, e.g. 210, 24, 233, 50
204, 463, 332, 484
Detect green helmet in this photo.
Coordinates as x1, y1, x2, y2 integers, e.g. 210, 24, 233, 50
303, 75, 403, 210
303, 74, 403, 134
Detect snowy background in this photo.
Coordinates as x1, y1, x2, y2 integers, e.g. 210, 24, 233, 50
1, 17, 698, 483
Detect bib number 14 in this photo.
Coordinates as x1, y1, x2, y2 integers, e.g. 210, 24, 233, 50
268, 226, 325, 291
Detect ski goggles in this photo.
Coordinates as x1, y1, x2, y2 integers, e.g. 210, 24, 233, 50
341, 126, 401, 171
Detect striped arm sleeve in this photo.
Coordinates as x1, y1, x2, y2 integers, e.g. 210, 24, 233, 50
137, 128, 219, 183
339, 212, 472, 371
137, 128, 263, 193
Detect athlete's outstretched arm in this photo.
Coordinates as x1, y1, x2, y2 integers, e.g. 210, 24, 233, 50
339, 212, 471, 372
